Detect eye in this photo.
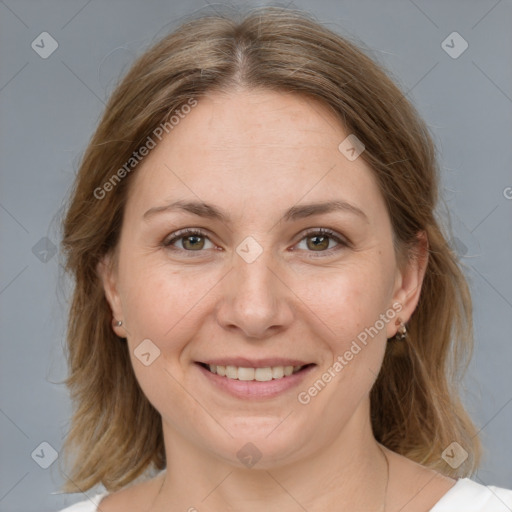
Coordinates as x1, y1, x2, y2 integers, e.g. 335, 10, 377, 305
294, 228, 348, 256
163, 228, 215, 252
162, 227, 348, 257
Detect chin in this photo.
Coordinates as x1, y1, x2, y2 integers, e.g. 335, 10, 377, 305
202, 417, 314, 469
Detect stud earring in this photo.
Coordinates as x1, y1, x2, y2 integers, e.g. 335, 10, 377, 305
113, 319, 123, 327
394, 318, 407, 340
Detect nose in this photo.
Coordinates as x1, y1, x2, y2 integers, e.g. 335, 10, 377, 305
215, 247, 294, 340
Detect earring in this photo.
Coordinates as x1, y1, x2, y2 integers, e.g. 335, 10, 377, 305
113, 319, 123, 327
394, 318, 407, 340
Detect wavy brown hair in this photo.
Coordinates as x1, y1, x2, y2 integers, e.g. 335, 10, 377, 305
59, 5, 481, 493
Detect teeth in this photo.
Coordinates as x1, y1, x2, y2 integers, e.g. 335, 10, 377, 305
226, 365, 237, 379
238, 367, 255, 381
255, 367, 273, 381
271, 366, 284, 379
206, 364, 305, 381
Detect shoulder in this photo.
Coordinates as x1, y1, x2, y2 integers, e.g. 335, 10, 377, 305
56, 492, 109, 512
384, 447, 512, 511
430, 478, 512, 511
90, 471, 166, 512
56, 471, 165, 512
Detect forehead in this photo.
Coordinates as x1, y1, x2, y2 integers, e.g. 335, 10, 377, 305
125, 89, 386, 224
165, 88, 345, 160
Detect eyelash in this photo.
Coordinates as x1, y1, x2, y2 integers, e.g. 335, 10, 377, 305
162, 227, 349, 258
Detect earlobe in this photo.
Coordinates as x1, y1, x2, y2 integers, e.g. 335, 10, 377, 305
96, 254, 126, 337
389, 231, 429, 337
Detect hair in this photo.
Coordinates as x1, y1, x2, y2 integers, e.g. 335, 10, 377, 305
59, 4, 481, 493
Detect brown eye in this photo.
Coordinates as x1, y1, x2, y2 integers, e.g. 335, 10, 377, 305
306, 234, 331, 251
181, 234, 205, 250
296, 228, 348, 255
164, 229, 213, 252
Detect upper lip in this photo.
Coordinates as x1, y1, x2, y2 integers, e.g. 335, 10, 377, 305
198, 358, 314, 368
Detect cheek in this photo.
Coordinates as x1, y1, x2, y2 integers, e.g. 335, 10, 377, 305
120, 259, 220, 351
292, 259, 392, 346
123, 276, 175, 339
119, 263, 208, 413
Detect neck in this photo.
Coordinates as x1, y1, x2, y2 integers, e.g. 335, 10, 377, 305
152, 404, 389, 511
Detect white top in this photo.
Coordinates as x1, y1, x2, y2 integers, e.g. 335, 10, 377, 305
57, 477, 512, 511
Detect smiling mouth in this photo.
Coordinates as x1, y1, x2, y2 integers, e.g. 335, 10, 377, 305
198, 362, 315, 382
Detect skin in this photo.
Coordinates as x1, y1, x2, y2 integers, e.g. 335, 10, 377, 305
97, 89, 455, 511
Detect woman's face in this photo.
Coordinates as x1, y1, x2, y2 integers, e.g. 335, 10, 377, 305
100, 89, 424, 468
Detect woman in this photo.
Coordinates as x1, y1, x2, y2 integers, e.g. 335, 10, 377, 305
57, 6, 512, 511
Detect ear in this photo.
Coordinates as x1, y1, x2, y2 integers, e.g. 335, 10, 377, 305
97, 252, 126, 338
387, 231, 429, 338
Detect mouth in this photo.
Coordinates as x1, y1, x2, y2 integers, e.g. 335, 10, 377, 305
195, 360, 316, 399
197, 362, 315, 381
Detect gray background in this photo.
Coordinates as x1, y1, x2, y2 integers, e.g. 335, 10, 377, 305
1, 0, 511, 510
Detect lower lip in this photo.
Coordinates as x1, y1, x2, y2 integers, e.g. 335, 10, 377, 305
196, 363, 316, 399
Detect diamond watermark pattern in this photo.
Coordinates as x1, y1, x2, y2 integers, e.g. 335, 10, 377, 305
338, 134, 365, 161
236, 236, 263, 264
441, 32, 468, 59
134, 338, 161, 366
441, 441, 468, 469
236, 442, 262, 468
32, 237, 57, 263
31, 32, 59, 59
31, 441, 58, 469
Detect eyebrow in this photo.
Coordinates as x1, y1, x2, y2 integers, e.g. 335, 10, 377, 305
143, 199, 368, 224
